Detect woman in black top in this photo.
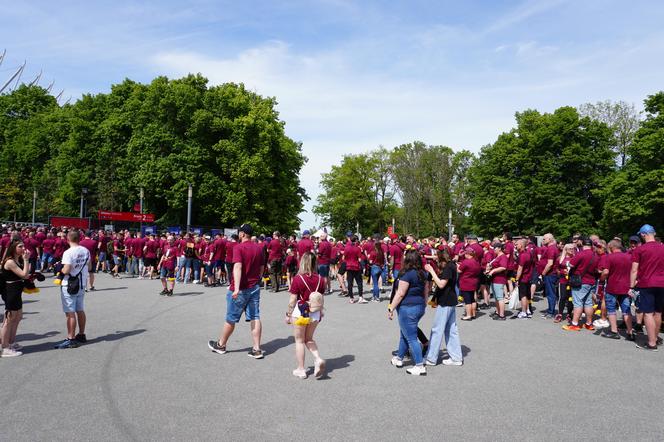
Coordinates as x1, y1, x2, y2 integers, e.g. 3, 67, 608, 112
423, 249, 463, 366
1, 239, 32, 357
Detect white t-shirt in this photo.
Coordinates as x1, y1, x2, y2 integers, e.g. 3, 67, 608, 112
61, 245, 90, 288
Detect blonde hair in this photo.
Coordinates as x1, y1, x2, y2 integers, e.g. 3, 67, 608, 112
298, 252, 317, 275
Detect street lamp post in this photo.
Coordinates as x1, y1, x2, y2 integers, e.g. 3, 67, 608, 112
80, 187, 88, 218
186, 183, 192, 233
139, 187, 144, 231
32, 190, 37, 224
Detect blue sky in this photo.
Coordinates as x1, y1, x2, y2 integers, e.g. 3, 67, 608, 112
2, 0, 664, 229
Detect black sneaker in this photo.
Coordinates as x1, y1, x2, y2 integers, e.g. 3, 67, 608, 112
247, 348, 264, 359
635, 342, 658, 351
74, 333, 87, 344
54, 338, 79, 349
493, 315, 506, 321
89, 286, 95, 291
634, 323, 644, 332
166, 290, 174, 296
626, 332, 636, 341
159, 289, 167, 296
601, 330, 620, 340
207, 340, 227, 354
657, 337, 663, 346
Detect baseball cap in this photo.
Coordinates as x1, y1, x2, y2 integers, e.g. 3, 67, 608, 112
492, 242, 504, 250
389, 233, 398, 240
239, 224, 253, 235
383, 236, 390, 242
302, 229, 311, 236
346, 231, 353, 237
466, 233, 478, 240
638, 224, 656, 235
628, 235, 641, 243
581, 237, 593, 246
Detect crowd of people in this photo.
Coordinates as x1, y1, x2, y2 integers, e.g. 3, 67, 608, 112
1, 222, 662, 379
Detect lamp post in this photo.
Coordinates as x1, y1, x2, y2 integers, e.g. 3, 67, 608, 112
186, 183, 192, 233
139, 187, 144, 231
80, 187, 88, 218
32, 190, 37, 224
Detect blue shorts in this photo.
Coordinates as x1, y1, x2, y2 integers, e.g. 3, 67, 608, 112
215, 260, 225, 270
605, 292, 631, 316
99, 251, 106, 262
636, 287, 664, 314
572, 284, 594, 308
113, 255, 121, 265
318, 264, 330, 278
160, 267, 174, 279
61, 287, 85, 313
226, 284, 261, 323
491, 283, 505, 300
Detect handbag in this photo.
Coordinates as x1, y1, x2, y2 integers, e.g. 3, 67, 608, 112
67, 256, 89, 295
338, 261, 347, 275
569, 254, 595, 289
507, 287, 520, 310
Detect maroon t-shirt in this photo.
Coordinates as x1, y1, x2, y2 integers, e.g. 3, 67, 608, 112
297, 238, 314, 259
605, 252, 632, 295
24, 237, 40, 256
597, 253, 609, 271
204, 243, 215, 261
53, 238, 68, 259
504, 241, 516, 270
459, 258, 481, 291
569, 249, 598, 285
35, 231, 46, 245
540, 244, 559, 275
368, 249, 385, 267
343, 244, 362, 271
317, 239, 332, 265
230, 240, 265, 291
80, 238, 98, 260
42, 238, 55, 254
289, 273, 326, 302
268, 239, 284, 261
482, 249, 495, 267
225, 241, 236, 263
489, 254, 508, 284
517, 249, 534, 282
125, 238, 134, 257
162, 246, 178, 270
213, 238, 226, 261
389, 243, 404, 270
362, 241, 374, 258
133, 238, 146, 258
632, 241, 664, 288
145, 240, 159, 259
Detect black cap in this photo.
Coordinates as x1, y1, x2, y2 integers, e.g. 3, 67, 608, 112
629, 235, 641, 243
581, 236, 593, 246
239, 224, 253, 235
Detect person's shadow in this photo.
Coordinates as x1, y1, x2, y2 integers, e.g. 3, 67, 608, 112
317, 354, 355, 379
86, 329, 147, 344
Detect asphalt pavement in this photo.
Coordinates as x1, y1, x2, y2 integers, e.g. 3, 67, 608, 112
1, 273, 663, 441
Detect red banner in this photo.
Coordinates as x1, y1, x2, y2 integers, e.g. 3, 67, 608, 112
98, 211, 155, 222
49, 216, 91, 230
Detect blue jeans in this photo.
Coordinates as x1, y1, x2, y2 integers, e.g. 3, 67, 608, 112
184, 257, 194, 282
382, 264, 388, 284
193, 259, 201, 280
426, 306, 462, 363
397, 303, 425, 365
371, 265, 382, 299
544, 274, 559, 315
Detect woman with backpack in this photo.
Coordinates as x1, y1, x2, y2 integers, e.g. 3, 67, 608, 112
1, 239, 32, 357
286, 252, 326, 379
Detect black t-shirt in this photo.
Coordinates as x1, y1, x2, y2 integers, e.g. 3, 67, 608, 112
434, 262, 457, 307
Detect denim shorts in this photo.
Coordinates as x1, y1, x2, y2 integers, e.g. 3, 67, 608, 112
572, 284, 594, 308
318, 264, 330, 278
605, 292, 631, 315
636, 287, 664, 314
226, 284, 261, 323
61, 287, 85, 313
113, 255, 121, 265
160, 267, 174, 279
491, 283, 505, 300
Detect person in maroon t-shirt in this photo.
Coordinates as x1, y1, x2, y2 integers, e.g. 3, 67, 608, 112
515, 238, 535, 319
368, 241, 386, 301
143, 234, 159, 279
487, 243, 509, 320
157, 236, 178, 296
389, 234, 404, 280
563, 237, 599, 331
316, 232, 332, 294
297, 230, 314, 262
343, 236, 365, 304
458, 248, 481, 320
540, 233, 560, 319
630, 224, 664, 350
600, 239, 634, 340
79, 232, 98, 291
213, 234, 227, 285
40, 233, 56, 272
267, 231, 284, 292
209, 224, 266, 358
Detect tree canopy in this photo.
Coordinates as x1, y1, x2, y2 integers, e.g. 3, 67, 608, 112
0, 76, 307, 232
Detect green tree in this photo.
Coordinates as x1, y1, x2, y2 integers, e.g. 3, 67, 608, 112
598, 92, 664, 235
468, 107, 615, 239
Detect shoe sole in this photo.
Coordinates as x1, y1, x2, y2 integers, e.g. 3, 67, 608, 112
208, 342, 227, 354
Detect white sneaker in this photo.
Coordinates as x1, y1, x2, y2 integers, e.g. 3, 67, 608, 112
442, 358, 463, 366
292, 368, 307, 379
406, 365, 427, 376
391, 356, 403, 367
424, 359, 437, 366
593, 319, 609, 329
1, 347, 22, 357
357, 297, 368, 304
193, 280, 200, 284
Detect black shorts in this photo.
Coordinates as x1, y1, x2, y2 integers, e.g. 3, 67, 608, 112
460, 290, 475, 305
144, 257, 156, 267
479, 273, 491, 286
2, 282, 24, 311
636, 287, 664, 314
506, 270, 516, 279
518, 283, 531, 300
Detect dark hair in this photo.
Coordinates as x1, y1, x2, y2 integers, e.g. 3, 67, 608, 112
399, 249, 425, 282
504, 232, 513, 240
436, 249, 451, 266
2, 239, 24, 268
374, 241, 384, 263
351, 235, 358, 244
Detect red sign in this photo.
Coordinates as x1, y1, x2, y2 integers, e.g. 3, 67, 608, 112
98, 211, 155, 222
387, 226, 394, 235
49, 216, 91, 230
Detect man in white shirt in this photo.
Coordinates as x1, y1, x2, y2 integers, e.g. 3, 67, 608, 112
55, 230, 91, 349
